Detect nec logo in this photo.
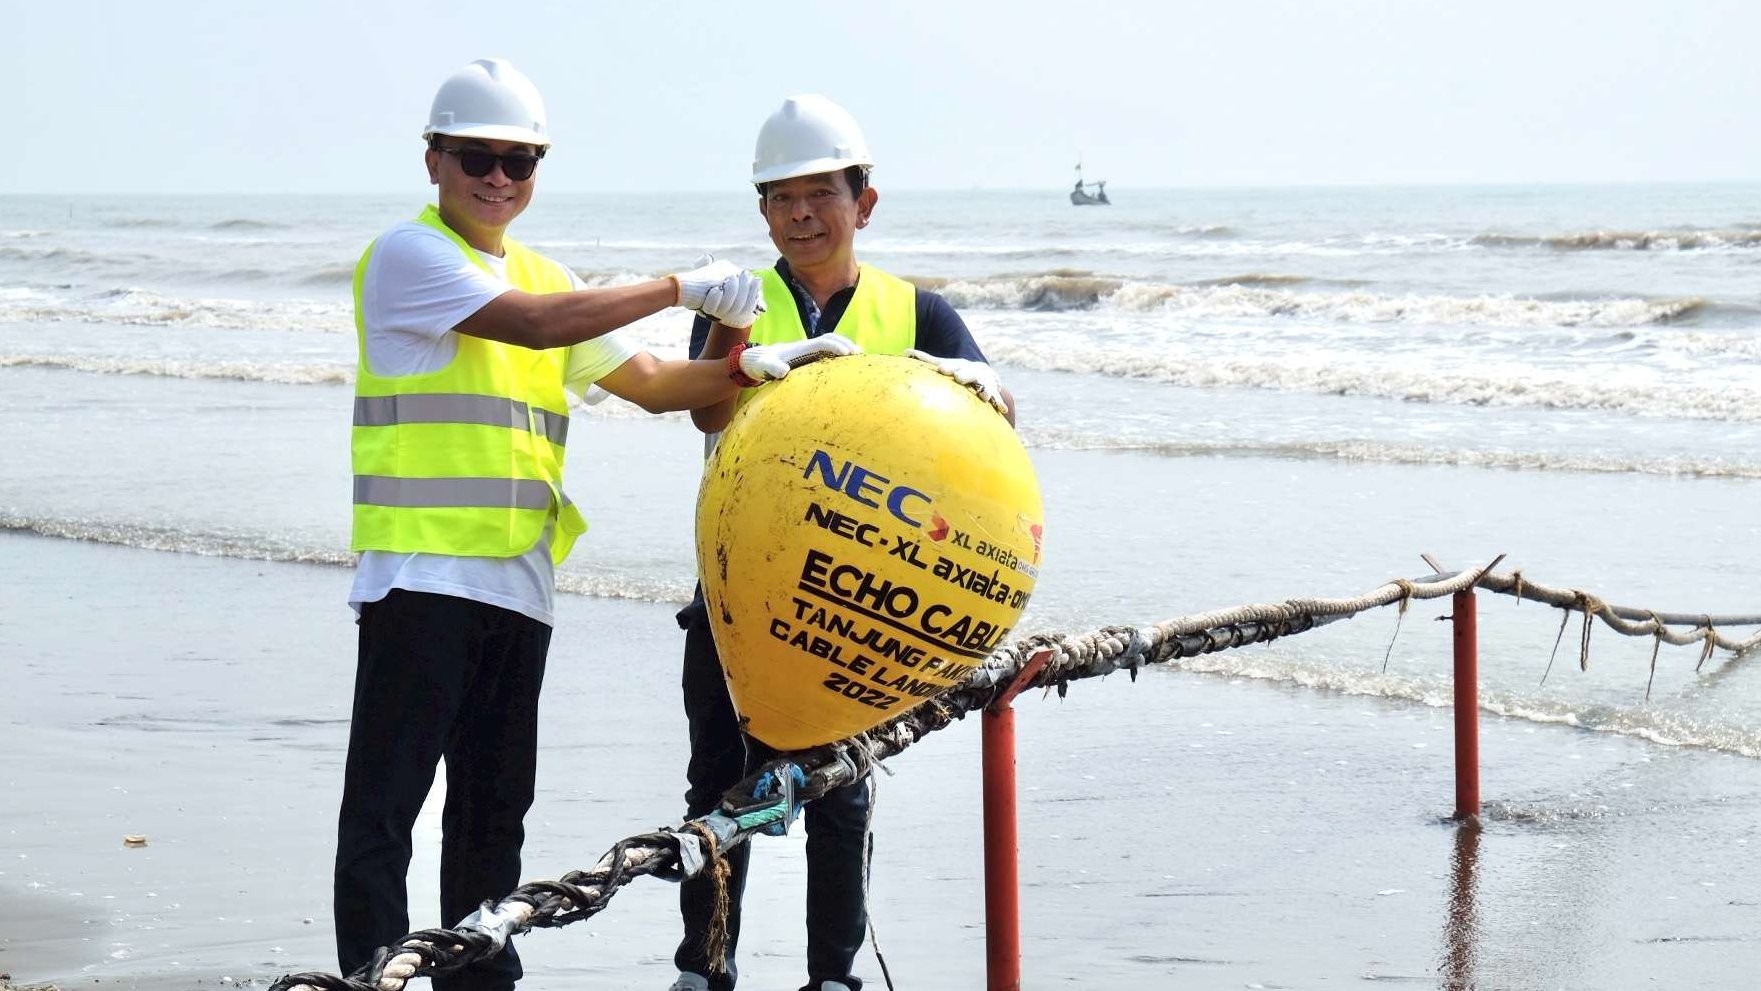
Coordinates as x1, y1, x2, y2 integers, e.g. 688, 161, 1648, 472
805, 450, 931, 528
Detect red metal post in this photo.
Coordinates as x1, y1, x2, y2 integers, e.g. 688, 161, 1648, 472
1452, 590, 1480, 818
981, 648, 1052, 991
981, 703, 1022, 991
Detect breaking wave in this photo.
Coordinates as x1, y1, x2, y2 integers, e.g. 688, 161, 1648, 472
1017, 429, 1761, 478
0, 513, 692, 605
0, 287, 353, 333
208, 218, 288, 231
0, 354, 351, 385
927, 274, 1703, 326
0, 244, 114, 267
1474, 228, 1761, 251
298, 264, 359, 285
1165, 651, 1761, 759
0, 514, 356, 567
0, 269, 1716, 335
987, 343, 1761, 421
0, 355, 688, 423
1189, 272, 1324, 288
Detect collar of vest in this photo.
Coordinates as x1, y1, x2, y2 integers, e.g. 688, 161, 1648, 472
416, 205, 517, 275
750, 263, 915, 352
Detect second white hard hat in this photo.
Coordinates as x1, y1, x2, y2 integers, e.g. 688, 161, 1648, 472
422, 58, 550, 148
751, 95, 872, 187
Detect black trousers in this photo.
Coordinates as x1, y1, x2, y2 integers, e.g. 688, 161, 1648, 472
334, 590, 551, 991
674, 593, 872, 991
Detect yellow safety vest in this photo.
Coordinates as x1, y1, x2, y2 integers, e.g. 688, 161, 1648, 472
350, 205, 586, 563
737, 263, 916, 411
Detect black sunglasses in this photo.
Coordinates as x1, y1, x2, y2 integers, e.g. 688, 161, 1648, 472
438, 146, 544, 181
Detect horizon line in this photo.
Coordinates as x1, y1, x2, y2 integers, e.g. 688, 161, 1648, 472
7, 177, 1761, 198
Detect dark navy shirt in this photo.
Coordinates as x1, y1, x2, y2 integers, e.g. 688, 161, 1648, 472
687, 258, 987, 362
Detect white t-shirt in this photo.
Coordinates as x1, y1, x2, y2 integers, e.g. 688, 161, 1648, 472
348, 220, 639, 626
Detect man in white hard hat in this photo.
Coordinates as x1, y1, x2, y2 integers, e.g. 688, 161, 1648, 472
333, 60, 857, 991
667, 95, 1014, 991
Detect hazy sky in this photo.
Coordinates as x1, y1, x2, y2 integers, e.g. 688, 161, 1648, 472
12, 0, 1761, 194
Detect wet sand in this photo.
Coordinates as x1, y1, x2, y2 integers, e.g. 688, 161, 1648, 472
5, 533, 1761, 989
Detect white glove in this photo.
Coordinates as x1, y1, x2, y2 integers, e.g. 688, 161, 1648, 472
740, 333, 863, 383
905, 349, 1009, 415
672, 257, 741, 310
697, 271, 764, 329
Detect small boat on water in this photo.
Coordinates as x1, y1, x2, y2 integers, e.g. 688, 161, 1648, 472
1070, 162, 1110, 206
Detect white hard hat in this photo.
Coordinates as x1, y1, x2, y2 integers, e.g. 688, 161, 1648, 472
751, 94, 872, 187
422, 58, 550, 148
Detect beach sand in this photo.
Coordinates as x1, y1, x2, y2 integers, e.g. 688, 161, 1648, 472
6, 533, 1761, 989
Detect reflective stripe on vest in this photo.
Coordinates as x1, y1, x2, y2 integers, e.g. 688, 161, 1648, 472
355, 476, 554, 510
350, 205, 586, 563
354, 394, 570, 448
735, 264, 916, 414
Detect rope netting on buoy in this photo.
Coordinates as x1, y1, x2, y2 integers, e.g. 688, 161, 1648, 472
272, 556, 1761, 991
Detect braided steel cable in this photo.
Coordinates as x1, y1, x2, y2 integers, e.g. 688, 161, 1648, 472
273, 832, 693, 990
273, 556, 1759, 990
1475, 569, 1761, 654
270, 568, 1388, 990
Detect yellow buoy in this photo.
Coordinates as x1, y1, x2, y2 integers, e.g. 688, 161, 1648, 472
696, 354, 1044, 750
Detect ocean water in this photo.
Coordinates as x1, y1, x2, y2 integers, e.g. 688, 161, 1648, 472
5, 185, 1760, 711
5, 185, 1761, 987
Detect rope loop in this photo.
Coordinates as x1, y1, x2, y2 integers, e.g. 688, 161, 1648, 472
1643, 611, 1666, 702
1392, 577, 1416, 616
679, 820, 733, 974
1698, 620, 1718, 672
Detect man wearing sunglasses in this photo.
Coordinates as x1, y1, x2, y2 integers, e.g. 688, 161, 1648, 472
667, 95, 1015, 991
334, 58, 857, 991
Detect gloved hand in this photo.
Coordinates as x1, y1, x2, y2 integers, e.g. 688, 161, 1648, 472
697, 271, 764, 329
671, 256, 741, 310
905, 349, 1010, 415
739, 333, 862, 383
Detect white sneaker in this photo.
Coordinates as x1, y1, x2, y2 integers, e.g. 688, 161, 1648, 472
667, 975, 710, 991
817, 982, 854, 991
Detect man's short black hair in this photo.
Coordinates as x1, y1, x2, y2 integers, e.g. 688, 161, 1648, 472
757, 165, 868, 199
